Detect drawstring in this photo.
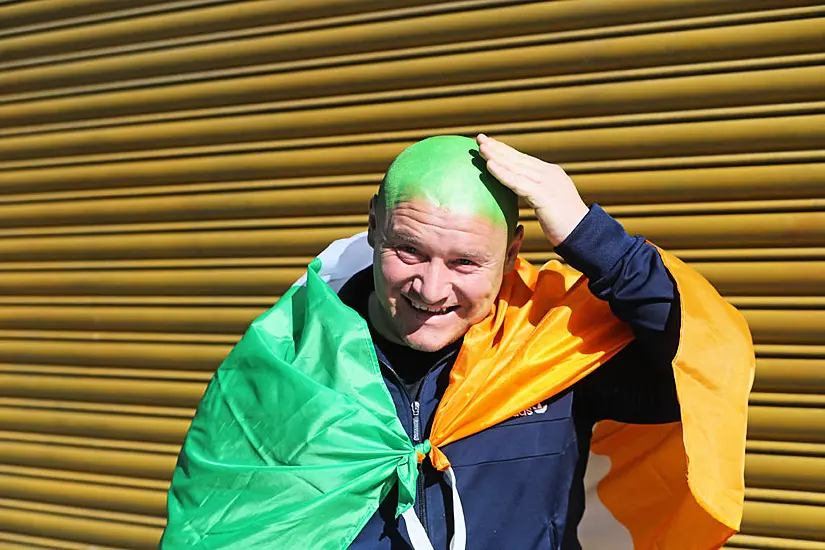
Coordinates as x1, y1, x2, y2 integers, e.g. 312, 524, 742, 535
445, 466, 466, 550
402, 508, 434, 550
402, 445, 466, 550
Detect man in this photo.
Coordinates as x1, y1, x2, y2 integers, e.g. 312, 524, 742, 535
162, 135, 753, 549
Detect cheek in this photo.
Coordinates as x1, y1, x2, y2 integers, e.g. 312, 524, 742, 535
459, 272, 503, 312
378, 256, 413, 294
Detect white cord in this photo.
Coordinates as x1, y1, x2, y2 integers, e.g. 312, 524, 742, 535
445, 466, 466, 550
400, 466, 467, 550
402, 508, 435, 550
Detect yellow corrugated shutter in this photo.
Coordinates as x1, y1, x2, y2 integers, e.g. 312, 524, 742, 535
0, 1, 823, 548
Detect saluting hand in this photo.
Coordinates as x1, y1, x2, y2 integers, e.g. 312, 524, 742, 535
477, 133, 589, 246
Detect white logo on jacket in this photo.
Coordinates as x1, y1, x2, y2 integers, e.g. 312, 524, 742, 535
513, 402, 548, 417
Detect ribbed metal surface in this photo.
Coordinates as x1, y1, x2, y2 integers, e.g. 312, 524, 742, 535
0, 1, 822, 547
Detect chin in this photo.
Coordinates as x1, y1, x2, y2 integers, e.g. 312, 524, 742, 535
402, 329, 463, 353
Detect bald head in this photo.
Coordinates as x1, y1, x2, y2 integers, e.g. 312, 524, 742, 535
377, 136, 519, 239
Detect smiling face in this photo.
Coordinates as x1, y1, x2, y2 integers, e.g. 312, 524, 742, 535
368, 199, 522, 351
367, 135, 522, 351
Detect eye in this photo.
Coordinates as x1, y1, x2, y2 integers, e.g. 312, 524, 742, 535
398, 245, 418, 255
454, 258, 477, 267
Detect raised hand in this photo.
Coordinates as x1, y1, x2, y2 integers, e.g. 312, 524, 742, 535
477, 133, 589, 246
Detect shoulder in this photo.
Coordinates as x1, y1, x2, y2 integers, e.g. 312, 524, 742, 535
338, 265, 375, 321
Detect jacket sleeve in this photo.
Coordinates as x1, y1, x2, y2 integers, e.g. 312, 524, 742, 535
554, 204, 681, 424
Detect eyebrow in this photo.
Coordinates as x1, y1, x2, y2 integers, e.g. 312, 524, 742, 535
386, 231, 494, 262
458, 250, 494, 261
384, 231, 419, 247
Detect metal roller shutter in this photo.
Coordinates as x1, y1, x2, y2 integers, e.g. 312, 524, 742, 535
0, 1, 822, 548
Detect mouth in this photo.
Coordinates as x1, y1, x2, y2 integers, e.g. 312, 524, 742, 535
403, 295, 458, 316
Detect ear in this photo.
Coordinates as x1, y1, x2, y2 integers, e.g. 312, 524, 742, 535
504, 225, 524, 273
367, 194, 379, 248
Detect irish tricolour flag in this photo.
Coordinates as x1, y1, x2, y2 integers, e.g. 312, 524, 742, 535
162, 232, 754, 549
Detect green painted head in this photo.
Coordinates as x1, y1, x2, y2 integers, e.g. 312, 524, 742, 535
377, 135, 519, 239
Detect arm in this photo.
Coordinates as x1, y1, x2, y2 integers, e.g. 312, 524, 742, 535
477, 135, 680, 423
554, 204, 679, 358
556, 205, 681, 423
476, 133, 677, 342
478, 135, 753, 540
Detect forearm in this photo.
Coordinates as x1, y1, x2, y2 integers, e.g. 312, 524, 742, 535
555, 204, 680, 363
555, 205, 676, 330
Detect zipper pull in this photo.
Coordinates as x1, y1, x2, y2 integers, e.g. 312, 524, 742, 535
411, 401, 421, 443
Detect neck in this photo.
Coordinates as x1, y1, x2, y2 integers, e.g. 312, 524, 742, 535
367, 291, 407, 347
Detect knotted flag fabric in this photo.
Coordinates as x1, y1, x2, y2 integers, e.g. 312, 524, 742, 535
162, 232, 754, 549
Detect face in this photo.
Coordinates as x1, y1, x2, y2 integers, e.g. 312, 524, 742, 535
368, 198, 522, 352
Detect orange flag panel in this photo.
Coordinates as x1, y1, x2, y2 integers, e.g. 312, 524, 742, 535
426, 248, 754, 548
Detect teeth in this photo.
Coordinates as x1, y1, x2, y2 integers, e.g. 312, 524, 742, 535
408, 300, 450, 314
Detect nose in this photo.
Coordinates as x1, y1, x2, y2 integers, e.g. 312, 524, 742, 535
413, 261, 451, 305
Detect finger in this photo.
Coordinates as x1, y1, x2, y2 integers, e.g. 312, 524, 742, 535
479, 136, 545, 178
478, 134, 534, 164
479, 141, 533, 179
478, 136, 524, 166
483, 148, 546, 187
478, 135, 551, 188
486, 158, 533, 196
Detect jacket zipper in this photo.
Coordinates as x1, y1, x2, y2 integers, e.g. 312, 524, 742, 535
411, 401, 421, 443
377, 350, 458, 538
411, 400, 429, 534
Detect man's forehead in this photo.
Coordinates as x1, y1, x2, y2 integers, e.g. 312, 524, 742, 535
385, 186, 508, 231
385, 201, 502, 231
383, 201, 508, 254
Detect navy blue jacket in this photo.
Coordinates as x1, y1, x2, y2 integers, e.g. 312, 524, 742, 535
339, 205, 681, 549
